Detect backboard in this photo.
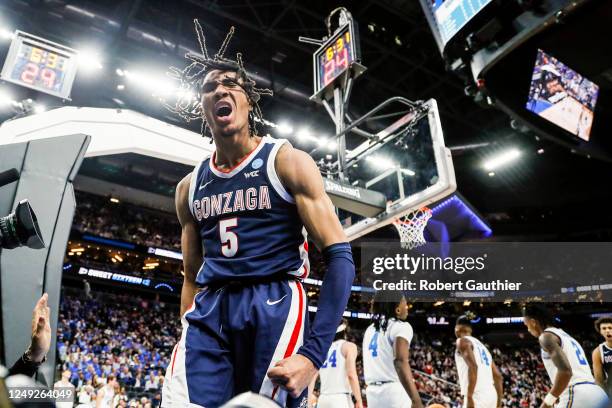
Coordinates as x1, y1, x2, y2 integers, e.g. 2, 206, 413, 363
339, 99, 456, 241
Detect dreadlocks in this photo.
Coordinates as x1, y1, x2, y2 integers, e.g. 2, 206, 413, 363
370, 291, 405, 332
166, 19, 273, 139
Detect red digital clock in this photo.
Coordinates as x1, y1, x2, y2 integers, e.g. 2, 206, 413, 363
1, 31, 78, 100
312, 21, 363, 101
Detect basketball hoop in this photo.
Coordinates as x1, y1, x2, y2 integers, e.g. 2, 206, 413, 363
392, 207, 432, 249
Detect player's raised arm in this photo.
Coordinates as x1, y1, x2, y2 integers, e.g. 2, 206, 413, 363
491, 361, 503, 408
592, 347, 605, 388
343, 342, 363, 408
175, 174, 203, 316
539, 332, 572, 408
393, 336, 424, 408
267, 144, 355, 397
457, 337, 478, 408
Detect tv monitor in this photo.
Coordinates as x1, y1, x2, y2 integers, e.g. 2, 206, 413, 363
526, 49, 599, 141
421, 0, 495, 51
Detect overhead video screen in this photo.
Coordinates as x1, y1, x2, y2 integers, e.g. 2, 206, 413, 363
427, 0, 494, 46
526, 49, 599, 141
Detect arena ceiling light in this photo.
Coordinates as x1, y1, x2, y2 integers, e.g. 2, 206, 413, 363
366, 154, 397, 170
296, 128, 320, 144
123, 69, 175, 97
76, 48, 103, 72
0, 28, 14, 41
0, 89, 14, 107
482, 148, 521, 171
275, 122, 293, 135
33, 104, 46, 114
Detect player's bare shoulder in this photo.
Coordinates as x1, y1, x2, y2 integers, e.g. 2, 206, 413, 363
274, 141, 322, 190
342, 340, 358, 356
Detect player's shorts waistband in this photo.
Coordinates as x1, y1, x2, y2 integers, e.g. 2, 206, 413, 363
367, 380, 395, 386
202, 273, 297, 291
570, 381, 596, 387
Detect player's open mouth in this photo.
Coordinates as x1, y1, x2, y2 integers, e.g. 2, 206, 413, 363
215, 101, 233, 118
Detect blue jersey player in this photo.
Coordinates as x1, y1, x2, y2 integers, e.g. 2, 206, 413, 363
161, 21, 355, 408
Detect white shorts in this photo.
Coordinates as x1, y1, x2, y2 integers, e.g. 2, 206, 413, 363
557, 382, 609, 408
317, 393, 352, 408
462, 390, 497, 408
366, 382, 411, 408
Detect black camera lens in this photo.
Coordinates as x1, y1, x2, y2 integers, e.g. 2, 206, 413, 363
0, 199, 45, 250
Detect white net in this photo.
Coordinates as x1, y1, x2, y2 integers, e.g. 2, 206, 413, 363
392, 207, 432, 249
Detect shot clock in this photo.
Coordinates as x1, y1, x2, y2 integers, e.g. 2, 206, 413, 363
1, 31, 78, 100
311, 20, 365, 101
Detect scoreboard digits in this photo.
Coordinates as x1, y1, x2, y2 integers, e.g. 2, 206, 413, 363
13, 43, 67, 93
311, 21, 363, 100
1, 31, 78, 100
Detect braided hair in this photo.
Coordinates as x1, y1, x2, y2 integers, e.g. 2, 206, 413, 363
370, 291, 405, 332
166, 19, 273, 140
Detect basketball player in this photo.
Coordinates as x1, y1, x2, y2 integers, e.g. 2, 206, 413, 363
95, 375, 117, 408
161, 21, 355, 407
362, 294, 424, 408
523, 304, 609, 408
454, 316, 503, 408
309, 320, 363, 408
592, 317, 612, 397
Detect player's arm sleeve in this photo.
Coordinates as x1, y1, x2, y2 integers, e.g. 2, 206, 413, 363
297, 243, 354, 368
275, 145, 354, 368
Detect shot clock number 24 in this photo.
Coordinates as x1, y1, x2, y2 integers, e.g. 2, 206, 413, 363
318, 29, 356, 88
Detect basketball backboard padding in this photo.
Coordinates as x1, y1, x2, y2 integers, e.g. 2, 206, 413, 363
324, 178, 387, 217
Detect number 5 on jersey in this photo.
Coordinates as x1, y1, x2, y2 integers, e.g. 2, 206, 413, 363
219, 218, 238, 257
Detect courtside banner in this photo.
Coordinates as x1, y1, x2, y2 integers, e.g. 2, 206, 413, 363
360, 242, 612, 302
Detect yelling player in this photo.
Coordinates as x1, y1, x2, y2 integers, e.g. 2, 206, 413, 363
523, 304, 609, 408
454, 315, 503, 408
309, 319, 363, 408
592, 317, 612, 398
161, 21, 355, 407
362, 294, 424, 408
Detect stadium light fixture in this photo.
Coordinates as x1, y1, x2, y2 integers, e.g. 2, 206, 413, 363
296, 128, 319, 144
276, 122, 293, 135
124, 69, 175, 97
110, 197, 120, 203
77, 48, 103, 72
0, 89, 14, 107
366, 154, 397, 170
482, 148, 520, 171
0, 28, 14, 41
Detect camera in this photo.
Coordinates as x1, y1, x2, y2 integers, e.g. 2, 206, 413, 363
0, 199, 45, 250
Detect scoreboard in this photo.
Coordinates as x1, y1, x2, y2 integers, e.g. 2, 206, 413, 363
311, 20, 364, 101
1, 31, 78, 100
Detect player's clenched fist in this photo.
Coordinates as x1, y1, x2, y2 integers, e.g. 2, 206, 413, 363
267, 354, 318, 397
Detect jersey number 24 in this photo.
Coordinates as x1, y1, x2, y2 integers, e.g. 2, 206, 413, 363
322, 349, 337, 368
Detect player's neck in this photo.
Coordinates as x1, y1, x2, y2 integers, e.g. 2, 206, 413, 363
213, 131, 261, 169
605, 339, 612, 348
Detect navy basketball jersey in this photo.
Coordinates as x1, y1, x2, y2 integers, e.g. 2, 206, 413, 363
599, 343, 612, 395
188, 136, 309, 285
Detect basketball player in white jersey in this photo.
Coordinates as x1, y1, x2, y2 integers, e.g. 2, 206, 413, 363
95, 375, 117, 408
454, 315, 503, 408
523, 304, 610, 408
362, 294, 424, 408
592, 317, 612, 397
309, 320, 363, 408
